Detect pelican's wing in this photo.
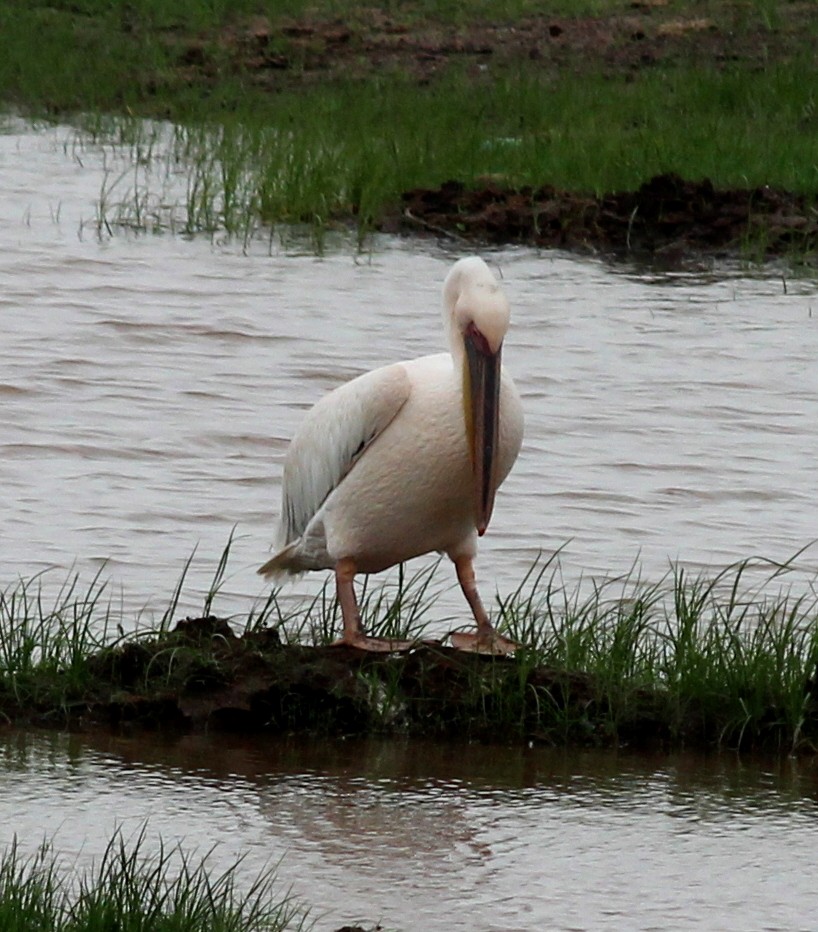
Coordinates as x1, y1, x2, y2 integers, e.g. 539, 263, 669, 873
278, 363, 410, 547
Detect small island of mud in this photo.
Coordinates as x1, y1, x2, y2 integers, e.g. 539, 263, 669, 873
7, 615, 817, 756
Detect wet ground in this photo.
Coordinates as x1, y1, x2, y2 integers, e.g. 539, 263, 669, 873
397, 172, 818, 262
172, 1, 818, 261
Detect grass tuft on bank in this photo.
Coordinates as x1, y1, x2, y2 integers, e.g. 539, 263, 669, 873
2, 548, 818, 754
0, 827, 309, 931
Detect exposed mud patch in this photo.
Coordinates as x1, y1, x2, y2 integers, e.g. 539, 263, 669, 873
80, 615, 625, 745
395, 173, 818, 262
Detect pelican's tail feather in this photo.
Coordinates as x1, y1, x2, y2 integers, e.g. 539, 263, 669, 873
258, 541, 302, 580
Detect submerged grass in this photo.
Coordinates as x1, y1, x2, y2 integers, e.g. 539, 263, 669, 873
0, 828, 309, 931
2, 547, 818, 753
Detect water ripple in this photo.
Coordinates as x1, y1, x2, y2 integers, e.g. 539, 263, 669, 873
3, 119, 818, 623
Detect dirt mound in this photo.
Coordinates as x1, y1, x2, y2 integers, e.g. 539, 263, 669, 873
7, 615, 812, 754
397, 173, 818, 261
82, 615, 620, 745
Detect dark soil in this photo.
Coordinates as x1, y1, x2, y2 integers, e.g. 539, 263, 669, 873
7, 616, 815, 754
395, 172, 818, 262
75, 615, 643, 746
167, 2, 818, 262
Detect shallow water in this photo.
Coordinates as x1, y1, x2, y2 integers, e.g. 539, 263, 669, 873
3, 117, 818, 627
2, 728, 818, 931
4, 117, 818, 931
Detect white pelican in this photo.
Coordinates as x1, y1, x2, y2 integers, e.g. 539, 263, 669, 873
259, 256, 524, 653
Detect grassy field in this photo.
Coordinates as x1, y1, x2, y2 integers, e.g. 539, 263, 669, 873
2, 1, 818, 248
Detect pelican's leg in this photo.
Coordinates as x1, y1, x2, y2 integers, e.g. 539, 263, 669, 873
332, 558, 416, 653
335, 558, 366, 643
449, 555, 517, 655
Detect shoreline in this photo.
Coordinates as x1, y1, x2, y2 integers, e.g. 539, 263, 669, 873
4, 614, 816, 756
391, 172, 818, 264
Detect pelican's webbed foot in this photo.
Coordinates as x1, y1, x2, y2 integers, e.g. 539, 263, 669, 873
331, 633, 417, 653
448, 629, 518, 655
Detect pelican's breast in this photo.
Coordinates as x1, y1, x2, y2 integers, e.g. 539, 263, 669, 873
317, 353, 467, 572
321, 352, 523, 574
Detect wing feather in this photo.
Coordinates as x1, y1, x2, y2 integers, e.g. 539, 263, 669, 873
277, 363, 410, 547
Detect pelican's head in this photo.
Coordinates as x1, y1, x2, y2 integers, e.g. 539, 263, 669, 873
443, 257, 510, 354
443, 257, 510, 537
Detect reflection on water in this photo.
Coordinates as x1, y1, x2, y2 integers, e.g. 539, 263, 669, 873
3, 119, 818, 629
1, 729, 817, 931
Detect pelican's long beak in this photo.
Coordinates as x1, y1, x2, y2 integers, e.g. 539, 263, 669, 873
464, 323, 502, 536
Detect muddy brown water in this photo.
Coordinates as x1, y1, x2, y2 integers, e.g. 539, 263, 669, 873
3, 118, 818, 928
2, 728, 818, 931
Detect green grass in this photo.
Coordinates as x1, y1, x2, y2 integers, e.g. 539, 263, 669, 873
0, 568, 115, 718
63, 54, 818, 248
497, 553, 818, 750
0, 828, 309, 931
3, 0, 818, 246
2, 546, 818, 752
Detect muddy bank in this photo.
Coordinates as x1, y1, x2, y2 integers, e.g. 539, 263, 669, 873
7, 616, 815, 754
73, 616, 635, 745
392, 173, 818, 262
173, 4, 818, 262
